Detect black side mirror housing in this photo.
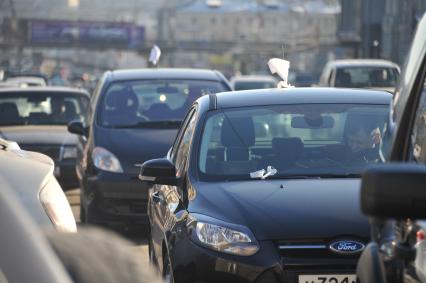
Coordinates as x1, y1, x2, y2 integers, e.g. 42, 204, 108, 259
68, 121, 87, 137
139, 158, 177, 186
361, 163, 426, 219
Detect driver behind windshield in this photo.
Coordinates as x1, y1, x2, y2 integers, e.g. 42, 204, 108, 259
345, 122, 381, 164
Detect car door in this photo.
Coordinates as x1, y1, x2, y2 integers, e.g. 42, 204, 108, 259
150, 107, 197, 267
384, 15, 426, 283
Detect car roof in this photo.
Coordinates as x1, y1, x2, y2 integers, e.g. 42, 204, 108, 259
107, 68, 226, 82
212, 87, 392, 109
0, 86, 90, 97
326, 59, 399, 69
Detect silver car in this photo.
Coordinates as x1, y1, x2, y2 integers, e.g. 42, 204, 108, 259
0, 138, 76, 232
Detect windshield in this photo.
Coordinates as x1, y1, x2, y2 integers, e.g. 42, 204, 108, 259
0, 92, 88, 126
99, 79, 227, 128
335, 67, 399, 88
198, 103, 389, 181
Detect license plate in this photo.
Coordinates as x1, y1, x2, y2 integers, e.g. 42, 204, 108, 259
299, 274, 356, 283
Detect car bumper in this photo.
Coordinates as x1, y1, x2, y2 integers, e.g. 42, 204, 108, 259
170, 237, 359, 283
82, 171, 149, 228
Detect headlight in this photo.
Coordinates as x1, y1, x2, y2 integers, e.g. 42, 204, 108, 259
188, 214, 259, 256
61, 146, 77, 159
39, 177, 77, 232
92, 147, 123, 173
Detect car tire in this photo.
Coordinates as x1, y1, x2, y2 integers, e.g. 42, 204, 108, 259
163, 249, 175, 283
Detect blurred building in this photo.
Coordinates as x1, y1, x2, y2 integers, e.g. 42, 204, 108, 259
158, 0, 340, 75
338, 0, 426, 65
0, 0, 165, 78
381, 0, 426, 65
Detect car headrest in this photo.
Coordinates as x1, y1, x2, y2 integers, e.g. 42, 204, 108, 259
144, 103, 174, 120
335, 71, 352, 87
64, 101, 77, 118
221, 116, 255, 147
105, 88, 138, 112
0, 102, 23, 125
0, 102, 20, 117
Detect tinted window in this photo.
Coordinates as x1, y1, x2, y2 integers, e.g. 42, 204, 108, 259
173, 111, 197, 176
199, 103, 389, 181
335, 67, 399, 88
0, 92, 88, 126
98, 79, 226, 127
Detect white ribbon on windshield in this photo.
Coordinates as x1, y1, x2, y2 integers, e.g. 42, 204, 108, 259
250, 166, 277, 179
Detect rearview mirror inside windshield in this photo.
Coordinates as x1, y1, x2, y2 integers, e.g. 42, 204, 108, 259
291, 115, 334, 129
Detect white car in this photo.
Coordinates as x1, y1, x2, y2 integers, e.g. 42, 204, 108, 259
319, 59, 400, 93
0, 138, 76, 232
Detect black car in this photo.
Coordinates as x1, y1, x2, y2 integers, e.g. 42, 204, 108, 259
68, 68, 231, 229
0, 87, 89, 189
356, 14, 426, 283
139, 88, 392, 283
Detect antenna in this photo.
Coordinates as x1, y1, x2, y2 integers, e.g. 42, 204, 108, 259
282, 45, 285, 60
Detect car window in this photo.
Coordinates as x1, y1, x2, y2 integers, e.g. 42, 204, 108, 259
335, 67, 399, 88
0, 92, 88, 126
198, 103, 389, 181
173, 110, 197, 177
98, 79, 226, 127
410, 80, 426, 163
170, 108, 195, 162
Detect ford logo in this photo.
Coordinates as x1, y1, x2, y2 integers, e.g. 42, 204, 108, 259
329, 240, 365, 254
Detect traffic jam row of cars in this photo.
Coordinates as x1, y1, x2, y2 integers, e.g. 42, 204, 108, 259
0, 13, 425, 283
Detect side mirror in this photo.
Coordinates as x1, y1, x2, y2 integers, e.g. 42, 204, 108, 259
361, 163, 426, 219
139, 158, 177, 186
68, 121, 87, 137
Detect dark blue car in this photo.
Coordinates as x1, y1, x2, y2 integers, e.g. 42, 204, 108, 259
140, 88, 391, 283
68, 68, 231, 229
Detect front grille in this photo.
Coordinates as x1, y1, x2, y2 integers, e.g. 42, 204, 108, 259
20, 144, 61, 160
278, 245, 359, 259
101, 199, 148, 215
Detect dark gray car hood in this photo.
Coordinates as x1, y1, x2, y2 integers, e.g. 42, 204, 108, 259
189, 178, 369, 241
95, 127, 179, 174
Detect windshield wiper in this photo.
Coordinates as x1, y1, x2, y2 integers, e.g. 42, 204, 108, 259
314, 173, 361, 178
112, 120, 181, 129
267, 174, 322, 180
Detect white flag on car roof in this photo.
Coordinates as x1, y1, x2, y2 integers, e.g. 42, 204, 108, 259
149, 45, 161, 66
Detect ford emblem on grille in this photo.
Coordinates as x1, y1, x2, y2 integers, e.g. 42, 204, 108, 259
329, 240, 365, 254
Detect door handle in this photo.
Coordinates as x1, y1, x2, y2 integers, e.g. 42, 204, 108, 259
152, 191, 163, 203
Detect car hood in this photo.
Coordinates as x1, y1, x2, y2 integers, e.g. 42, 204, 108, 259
189, 179, 369, 241
0, 125, 77, 145
95, 127, 179, 174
